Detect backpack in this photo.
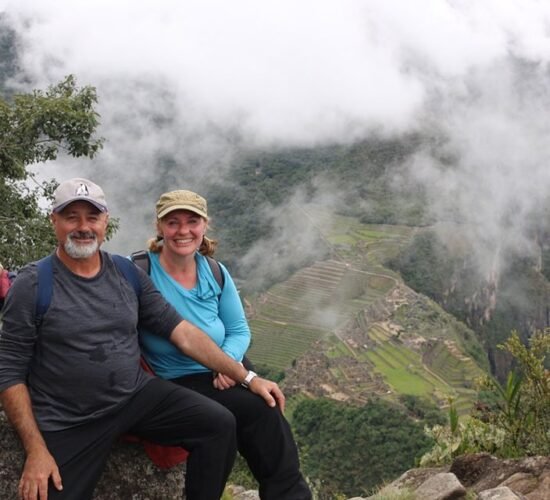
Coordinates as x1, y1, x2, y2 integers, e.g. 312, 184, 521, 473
35, 252, 225, 321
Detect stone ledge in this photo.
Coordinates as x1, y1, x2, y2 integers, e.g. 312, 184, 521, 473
0, 411, 185, 499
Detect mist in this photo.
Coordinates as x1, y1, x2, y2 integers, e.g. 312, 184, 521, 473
2, 0, 550, 283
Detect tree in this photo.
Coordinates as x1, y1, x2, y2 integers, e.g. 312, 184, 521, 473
0, 75, 104, 268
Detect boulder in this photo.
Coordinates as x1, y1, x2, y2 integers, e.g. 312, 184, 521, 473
360, 454, 550, 500
225, 485, 260, 500
0, 411, 185, 499
450, 453, 550, 499
413, 472, 466, 500
477, 486, 527, 500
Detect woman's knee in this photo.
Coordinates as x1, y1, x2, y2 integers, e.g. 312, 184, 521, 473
202, 400, 237, 436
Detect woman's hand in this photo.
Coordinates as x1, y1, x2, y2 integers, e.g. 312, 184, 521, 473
212, 372, 238, 390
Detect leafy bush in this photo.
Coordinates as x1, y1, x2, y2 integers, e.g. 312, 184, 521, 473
477, 330, 550, 456
421, 330, 550, 465
420, 400, 505, 466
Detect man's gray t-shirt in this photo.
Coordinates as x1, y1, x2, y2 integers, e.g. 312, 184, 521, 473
0, 251, 183, 431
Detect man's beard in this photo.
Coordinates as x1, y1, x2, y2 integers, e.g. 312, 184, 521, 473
64, 231, 100, 259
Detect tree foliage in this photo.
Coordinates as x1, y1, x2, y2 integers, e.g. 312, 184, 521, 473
292, 398, 433, 499
0, 76, 104, 269
0, 74, 103, 180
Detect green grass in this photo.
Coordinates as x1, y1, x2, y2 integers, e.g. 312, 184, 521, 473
366, 348, 436, 396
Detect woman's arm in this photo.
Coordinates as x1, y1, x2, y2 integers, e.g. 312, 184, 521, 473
217, 265, 251, 361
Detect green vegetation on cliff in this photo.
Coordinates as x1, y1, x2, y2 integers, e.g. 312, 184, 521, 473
389, 229, 550, 381
293, 397, 433, 499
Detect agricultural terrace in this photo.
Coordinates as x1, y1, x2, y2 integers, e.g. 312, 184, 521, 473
246, 207, 488, 414
247, 209, 412, 371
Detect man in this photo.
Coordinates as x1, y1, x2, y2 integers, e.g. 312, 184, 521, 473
0, 178, 284, 500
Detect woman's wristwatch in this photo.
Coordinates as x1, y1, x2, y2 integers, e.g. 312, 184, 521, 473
241, 370, 258, 389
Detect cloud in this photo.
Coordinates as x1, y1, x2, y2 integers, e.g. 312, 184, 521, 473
2, 0, 550, 280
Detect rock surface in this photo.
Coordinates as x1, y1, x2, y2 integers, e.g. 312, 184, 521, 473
413, 472, 466, 500
1, 410, 185, 499
364, 453, 550, 500
225, 485, 260, 500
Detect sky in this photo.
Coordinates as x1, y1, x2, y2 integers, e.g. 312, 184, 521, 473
2, 0, 550, 281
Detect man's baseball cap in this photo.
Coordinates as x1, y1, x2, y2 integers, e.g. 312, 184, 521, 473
52, 178, 108, 213
156, 190, 208, 219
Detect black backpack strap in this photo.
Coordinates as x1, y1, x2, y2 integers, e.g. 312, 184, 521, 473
206, 255, 224, 290
35, 255, 54, 326
130, 250, 224, 293
130, 250, 151, 274
112, 255, 142, 296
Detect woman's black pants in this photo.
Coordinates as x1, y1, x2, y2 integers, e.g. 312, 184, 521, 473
171, 371, 312, 500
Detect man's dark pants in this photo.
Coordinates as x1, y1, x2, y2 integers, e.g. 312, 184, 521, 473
43, 378, 237, 500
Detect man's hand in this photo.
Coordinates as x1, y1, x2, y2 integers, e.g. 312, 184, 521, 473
0, 384, 62, 500
18, 446, 62, 500
248, 377, 286, 412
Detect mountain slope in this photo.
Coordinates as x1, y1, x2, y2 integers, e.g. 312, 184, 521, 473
246, 207, 489, 413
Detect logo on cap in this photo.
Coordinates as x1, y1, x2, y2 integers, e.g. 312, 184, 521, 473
75, 183, 90, 197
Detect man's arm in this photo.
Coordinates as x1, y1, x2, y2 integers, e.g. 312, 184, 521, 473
170, 320, 285, 412
1, 384, 63, 499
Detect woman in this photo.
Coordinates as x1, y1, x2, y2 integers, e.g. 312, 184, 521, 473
139, 189, 311, 500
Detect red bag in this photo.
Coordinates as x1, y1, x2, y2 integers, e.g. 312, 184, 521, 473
0, 269, 10, 300
122, 357, 189, 468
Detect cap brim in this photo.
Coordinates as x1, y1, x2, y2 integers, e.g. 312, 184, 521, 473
157, 204, 207, 219
52, 198, 108, 213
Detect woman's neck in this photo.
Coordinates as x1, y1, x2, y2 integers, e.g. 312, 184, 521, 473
159, 250, 197, 289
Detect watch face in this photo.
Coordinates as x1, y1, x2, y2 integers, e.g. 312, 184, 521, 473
243, 371, 257, 387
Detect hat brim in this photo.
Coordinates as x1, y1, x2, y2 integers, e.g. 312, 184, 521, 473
52, 198, 108, 213
157, 204, 208, 219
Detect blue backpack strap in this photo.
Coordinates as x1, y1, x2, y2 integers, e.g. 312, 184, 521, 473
34, 254, 141, 327
35, 255, 54, 326
112, 254, 142, 297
